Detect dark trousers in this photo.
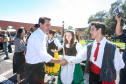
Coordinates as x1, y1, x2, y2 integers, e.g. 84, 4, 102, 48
8, 43, 12, 53
24, 63, 45, 84
119, 69, 126, 84
119, 52, 126, 84
0, 43, 3, 49
89, 71, 102, 84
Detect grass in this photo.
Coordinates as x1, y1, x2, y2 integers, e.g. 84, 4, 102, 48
109, 39, 125, 49
79, 39, 125, 49
79, 40, 86, 46
114, 43, 125, 49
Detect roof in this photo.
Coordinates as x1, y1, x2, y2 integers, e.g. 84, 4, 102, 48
0, 20, 35, 31
0, 20, 62, 31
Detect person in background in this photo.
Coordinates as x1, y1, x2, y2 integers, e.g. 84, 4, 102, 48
1, 30, 6, 52
115, 13, 126, 84
113, 33, 117, 42
7, 31, 12, 53
34, 24, 40, 31
0, 31, 3, 50
13, 28, 26, 83
2, 33, 10, 60
45, 30, 62, 83
75, 32, 79, 42
26, 31, 32, 45
58, 30, 84, 84
85, 35, 88, 42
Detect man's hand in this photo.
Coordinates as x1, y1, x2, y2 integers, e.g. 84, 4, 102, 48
115, 13, 122, 36
59, 58, 68, 66
115, 13, 121, 22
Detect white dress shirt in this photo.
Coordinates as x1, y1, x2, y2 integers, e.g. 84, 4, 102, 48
66, 37, 125, 72
25, 28, 52, 64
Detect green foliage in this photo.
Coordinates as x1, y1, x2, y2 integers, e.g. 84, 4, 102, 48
86, 0, 126, 36
64, 28, 68, 32
29, 28, 35, 33
68, 26, 73, 30
88, 10, 107, 24
105, 0, 123, 36
84, 26, 91, 39
75, 28, 86, 31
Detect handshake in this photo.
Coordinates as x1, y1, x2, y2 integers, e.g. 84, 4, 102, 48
59, 58, 68, 66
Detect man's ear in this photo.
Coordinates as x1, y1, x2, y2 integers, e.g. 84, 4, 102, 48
39, 23, 43, 28
98, 28, 102, 33
98, 28, 102, 34
39, 23, 42, 26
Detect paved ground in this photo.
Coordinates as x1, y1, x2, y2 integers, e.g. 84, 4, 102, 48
0, 45, 59, 84
0, 44, 120, 84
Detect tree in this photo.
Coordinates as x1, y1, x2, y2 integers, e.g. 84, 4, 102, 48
121, 0, 126, 23
86, 0, 126, 36
105, 0, 123, 36
75, 28, 86, 31
84, 26, 91, 39
88, 10, 107, 24
68, 26, 73, 30
87, 11, 107, 37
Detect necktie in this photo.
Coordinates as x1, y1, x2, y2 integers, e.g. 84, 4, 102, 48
94, 43, 100, 61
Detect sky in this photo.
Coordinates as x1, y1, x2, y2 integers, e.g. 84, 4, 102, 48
0, 0, 125, 29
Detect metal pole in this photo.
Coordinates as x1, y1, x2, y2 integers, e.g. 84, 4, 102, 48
62, 21, 64, 38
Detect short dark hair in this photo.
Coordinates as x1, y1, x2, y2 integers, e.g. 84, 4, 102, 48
38, 17, 51, 24
49, 30, 56, 36
34, 24, 40, 28
91, 22, 106, 35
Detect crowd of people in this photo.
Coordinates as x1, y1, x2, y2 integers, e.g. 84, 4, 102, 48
0, 13, 125, 84
0, 30, 12, 60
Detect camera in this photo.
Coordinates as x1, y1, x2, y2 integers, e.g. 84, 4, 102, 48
116, 8, 120, 18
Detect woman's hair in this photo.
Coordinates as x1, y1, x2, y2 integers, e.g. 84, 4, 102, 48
15, 28, 26, 44
49, 30, 56, 36
63, 30, 75, 48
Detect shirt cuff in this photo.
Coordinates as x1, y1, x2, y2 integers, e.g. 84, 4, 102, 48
45, 54, 53, 63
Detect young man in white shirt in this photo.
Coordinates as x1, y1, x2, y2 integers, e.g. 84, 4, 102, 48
63, 22, 125, 84
25, 17, 67, 84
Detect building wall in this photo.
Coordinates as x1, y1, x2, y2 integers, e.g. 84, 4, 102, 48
75, 31, 85, 40
0, 20, 63, 37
